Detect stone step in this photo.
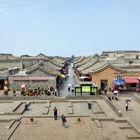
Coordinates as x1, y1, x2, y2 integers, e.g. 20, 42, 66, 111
45, 101, 51, 108
67, 108, 73, 114
98, 100, 119, 117
127, 135, 140, 139
91, 102, 104, 114
119, 125, 133, 129
90, 120, 104, 139
115, 118, 127, 123
5, 120, 15, 129
5, 121, 21, 140
4, 101, 22, 114
42, 108, 50, 115
95, 120, 103, 129
68, 101, 73, 107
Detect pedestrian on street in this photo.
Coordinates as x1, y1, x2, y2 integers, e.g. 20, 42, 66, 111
114, 89, 118, 96
125, 100, 129, 111
68, 84, 71, 92
54, 88, 57, 96
4, 86, 8, 96
12, 89, 16, 96
61, 114, 67, 127
71, 84, 74, 93
114, 89, 119, 100
54, 107, 58, 120
88, 102, 92, 109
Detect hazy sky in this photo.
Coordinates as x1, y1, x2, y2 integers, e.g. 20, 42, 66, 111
0, 0, 140, 56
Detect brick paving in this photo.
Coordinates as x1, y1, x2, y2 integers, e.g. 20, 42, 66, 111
0, 97, 140, 140
112, 96, 140, 128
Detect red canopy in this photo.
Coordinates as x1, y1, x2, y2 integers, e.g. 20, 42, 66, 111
124, 77, 139, 84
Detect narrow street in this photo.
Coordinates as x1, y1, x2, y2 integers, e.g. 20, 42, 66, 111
59, 63, 78, 97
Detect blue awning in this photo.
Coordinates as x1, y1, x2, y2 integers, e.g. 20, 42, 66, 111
114, 79, 125, 86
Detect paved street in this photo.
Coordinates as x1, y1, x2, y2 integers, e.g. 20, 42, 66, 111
112, 96, 140, 128
59, 63, 78, 97
1, 98, 140, 140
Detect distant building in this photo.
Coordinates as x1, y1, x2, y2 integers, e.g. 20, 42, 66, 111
101, 50, 140, 60
0, 53, 16, 60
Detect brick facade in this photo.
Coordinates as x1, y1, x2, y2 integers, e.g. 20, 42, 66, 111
91, 67, 125, 90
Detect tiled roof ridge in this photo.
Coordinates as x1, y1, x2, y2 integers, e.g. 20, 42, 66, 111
78, 58, 99, 71
90, 61, 126, 74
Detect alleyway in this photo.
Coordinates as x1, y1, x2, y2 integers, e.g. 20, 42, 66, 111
59, 63, 78, 97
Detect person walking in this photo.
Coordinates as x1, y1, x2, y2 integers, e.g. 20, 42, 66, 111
68, 84, 71, 92
54, 107, 58, 120
114, 89, 118, 96
125, 100, 129, 111
12, 89, 16, 96
4, 86, 8, 96
41, 87, 44, 95
114, 89, 119, 100
61, 115, 67, 127
88, 102, 92, 109
54, 88, 57, 96
71, 84, 74, 93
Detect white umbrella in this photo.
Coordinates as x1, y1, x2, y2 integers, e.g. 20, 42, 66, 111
79, 76, 89, 79
21, 84, 26, 88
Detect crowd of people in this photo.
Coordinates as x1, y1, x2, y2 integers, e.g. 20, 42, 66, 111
2, 85, 59, 97
2, 83, 132, 112
20, 86, 59, 96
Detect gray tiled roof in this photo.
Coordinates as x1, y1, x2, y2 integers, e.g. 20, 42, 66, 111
43, 61, 62, 70
76, 56, 94, 68
36, 53, 48, 59
77, 58, 99, 71
80, 57, 140, 74
26, 64, 59, 76
74, 56, 85, 64
53, 57, 66, 63
81, 61, 108, 74
49, 58, 64, 67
